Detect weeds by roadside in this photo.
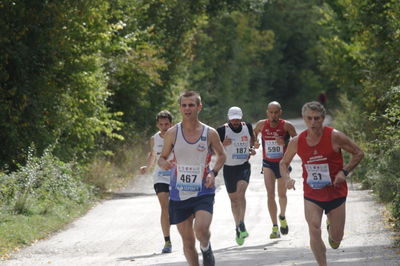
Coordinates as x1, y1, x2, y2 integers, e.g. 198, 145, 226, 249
0, 139, 147, 259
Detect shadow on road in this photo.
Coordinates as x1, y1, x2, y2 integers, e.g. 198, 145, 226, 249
111, 192, 154, 199
137, 244, 399, 266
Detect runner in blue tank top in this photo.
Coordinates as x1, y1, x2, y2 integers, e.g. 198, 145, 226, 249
158, 91, 226, 266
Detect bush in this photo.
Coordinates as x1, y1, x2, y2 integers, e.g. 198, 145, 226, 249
0, 145, 93, 215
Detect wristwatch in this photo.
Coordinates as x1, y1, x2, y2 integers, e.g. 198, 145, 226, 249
341, 169, 349, 177
211, 169, 218, 177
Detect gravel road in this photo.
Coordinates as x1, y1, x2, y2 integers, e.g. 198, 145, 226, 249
2, 118, 399, 266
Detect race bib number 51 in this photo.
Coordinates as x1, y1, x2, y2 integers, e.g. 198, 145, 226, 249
176, 165, 203, 192
305, 163, 332, 189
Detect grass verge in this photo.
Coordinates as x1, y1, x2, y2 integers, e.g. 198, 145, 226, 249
0, 201, 95, 260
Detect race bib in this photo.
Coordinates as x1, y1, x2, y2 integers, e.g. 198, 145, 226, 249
157, 169, 172, 178
305, 163, 332, 189
232, 146, 249, 160
176, 164, 203, 192
265, 140, 283, 159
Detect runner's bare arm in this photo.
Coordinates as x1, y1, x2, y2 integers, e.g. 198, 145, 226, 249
285, 121, 298, 138
158, 126, 177, 170
253, 120, 264, 149
332, 130, 364, 186
140, 136, 156, 174
205, 128, 226, 188
280, 136, 299, 190
249, 123, 257, 156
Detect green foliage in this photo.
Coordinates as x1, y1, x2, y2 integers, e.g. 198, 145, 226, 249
0, 145, 92, 215
0, 0, 121, 167
322, 0, 400, 227
185, 0, 331, 124
186, 11, 274, 125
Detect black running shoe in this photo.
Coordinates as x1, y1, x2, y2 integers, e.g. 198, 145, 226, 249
201, 245, 215, 266
279, 216, 289, 235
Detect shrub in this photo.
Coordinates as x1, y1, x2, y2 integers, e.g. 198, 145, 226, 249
0, 145, 93, 215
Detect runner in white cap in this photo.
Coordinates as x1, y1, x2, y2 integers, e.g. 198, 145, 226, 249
216, 106, 256, 245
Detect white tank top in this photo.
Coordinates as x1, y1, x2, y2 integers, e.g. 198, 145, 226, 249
170, 122, 213, 201
152, 132, 173, 185
224, 122, 251, 166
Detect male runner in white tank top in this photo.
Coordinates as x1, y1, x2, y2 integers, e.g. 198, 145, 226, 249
216, 106, 256, 246
140, 110, 174, 253
158, 91, 226, 266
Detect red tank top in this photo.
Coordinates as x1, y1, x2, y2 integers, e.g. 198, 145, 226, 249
297, 126, 347, 201
261, 119, 287, 162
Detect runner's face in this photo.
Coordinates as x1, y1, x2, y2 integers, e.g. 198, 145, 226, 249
303, 110, 324, 131
267, 105, 281, 123
157, 118, 172, 133
180, 96, 201, 119
229, 119, 241, 128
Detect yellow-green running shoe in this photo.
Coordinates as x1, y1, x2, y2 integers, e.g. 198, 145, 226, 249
328, 237, 341, 249
279, 216, 289, 235
235, 229, 244, 246
269, 225, 281, 239
326, 219, 330, 232
240, 230, 249, 239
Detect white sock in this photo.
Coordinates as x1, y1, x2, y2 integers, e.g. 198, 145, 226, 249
200, 243, 210, 252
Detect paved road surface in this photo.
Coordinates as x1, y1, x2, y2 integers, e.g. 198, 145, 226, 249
2, 118, 399, 266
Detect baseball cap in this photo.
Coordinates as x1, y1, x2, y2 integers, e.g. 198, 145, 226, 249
228, 106, 243, 120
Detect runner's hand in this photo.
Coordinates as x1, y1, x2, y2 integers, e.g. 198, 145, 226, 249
275, 136, 285, 146
286, 177, 296, 190
205, 172, 216, 188
139, 166, 147, 174
333, 172, 346, 188
223, 137, 232, 146
160, 159, 175, 170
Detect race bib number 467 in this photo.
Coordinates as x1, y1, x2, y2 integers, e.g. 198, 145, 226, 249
176, 165, 203, 192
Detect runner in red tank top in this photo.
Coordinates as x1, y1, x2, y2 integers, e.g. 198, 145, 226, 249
254, 101, 297, 239
280, 101, 364, 266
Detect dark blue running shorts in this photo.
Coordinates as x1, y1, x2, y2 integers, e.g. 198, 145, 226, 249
304, 196, 346, 214
153, 183, 169, 194
169, 194, 215, 225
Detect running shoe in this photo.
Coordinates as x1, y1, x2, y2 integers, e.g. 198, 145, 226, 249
279, 216, 289, 235
326, 219, 341, 249
326, 219, 330, 232
269, 225, 281, 239
328, 237, 340, 249
201, 244, 215, 266
235, 229, 244, 246
239, 222, 249, 238
161, 241, 172, 253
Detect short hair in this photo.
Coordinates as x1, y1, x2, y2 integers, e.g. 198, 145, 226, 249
302, 101, 326, 118
156, 110, 173, 122
178, 90, 202, 106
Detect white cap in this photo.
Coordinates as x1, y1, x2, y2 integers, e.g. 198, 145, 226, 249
228, 106, 243, 120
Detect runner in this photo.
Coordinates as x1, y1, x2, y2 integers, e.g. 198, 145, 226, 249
254, 101, 297, 239
280, 101, 364, 266
139, 110, 174, 253
216, 106, 256, 246
158, 91, 226, 266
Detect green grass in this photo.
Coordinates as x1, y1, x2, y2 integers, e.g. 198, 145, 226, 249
0, 201, 94, 259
